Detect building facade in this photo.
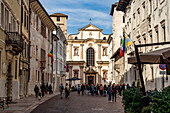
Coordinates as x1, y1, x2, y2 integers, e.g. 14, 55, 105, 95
115, 0, 170, 90
29, 0, 56, 95
110, 3, 125, 84
66, 23, 110, 85
50, 13, 68, 91
0, 0, 22, 101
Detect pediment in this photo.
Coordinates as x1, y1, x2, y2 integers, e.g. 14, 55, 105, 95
78, 23, 102, 31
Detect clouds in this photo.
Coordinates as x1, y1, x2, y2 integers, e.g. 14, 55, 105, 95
39, 0, 118, 36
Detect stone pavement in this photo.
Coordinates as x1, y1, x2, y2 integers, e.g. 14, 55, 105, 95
0, 92, 59, 113
31, 92, 124, 113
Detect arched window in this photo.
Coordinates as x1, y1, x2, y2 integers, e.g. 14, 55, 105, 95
75, 36, 78, 40
86, 48, 95, 66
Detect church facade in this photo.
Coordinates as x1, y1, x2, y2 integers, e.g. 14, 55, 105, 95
66, 24, 110, 85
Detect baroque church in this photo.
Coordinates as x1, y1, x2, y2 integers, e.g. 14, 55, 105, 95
66, 23, 110, 85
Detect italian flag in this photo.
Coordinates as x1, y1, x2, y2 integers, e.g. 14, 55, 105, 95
120, 38, 124, 58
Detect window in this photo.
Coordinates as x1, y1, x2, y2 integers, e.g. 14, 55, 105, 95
36, 16, 38, 31
155, 26, 159, 43
137, 8, 140, 25
41, 21, 46, 37
0, 51, 1, 75
103, 70, 108, 80
5, 8, 9, 31
27, 15, 29, 30
149, 0, 152, 14
36, 45, 38, 60
24, 11, 26, 27
57, 17, 60, 21
86, 48, 95, 66
142, 2, 145, 20
149, 31, 153, 49
123, 16, 125, 23
1, 3, 4, 28
75, 36, 78, 40
133, 13, 136, 29
151, 65, 154, 81
38, 71, 40, 81
36, 70, 38, 81
15, 60, 17, 79
48, 29, 50, 41
161, 21, 166, 42
103, 37, 106, 40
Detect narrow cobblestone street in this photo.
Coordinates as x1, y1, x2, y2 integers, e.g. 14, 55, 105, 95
31, 92, 124, 113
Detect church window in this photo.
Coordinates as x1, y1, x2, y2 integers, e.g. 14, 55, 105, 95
86, 48, 95, 66
75, 36, 78, 40
103, 37, 106, 40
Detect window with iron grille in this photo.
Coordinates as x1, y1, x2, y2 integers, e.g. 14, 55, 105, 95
86, 48, 95, 66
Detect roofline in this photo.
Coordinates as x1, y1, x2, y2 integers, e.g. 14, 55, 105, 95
110, 4, 117, 16
30, 0, 56, 30
50, 13, 68, 19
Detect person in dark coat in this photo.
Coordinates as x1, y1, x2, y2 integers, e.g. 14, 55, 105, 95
40, 83, 46, 97
34, 85, 39, 98
65, 83, 70, 98
81, 84, 85, 95
59, 83, 64, 99
107, 83, 112, 102
49, 84, 53, 94
112, 83, 117, 102
77, 84, 81, 95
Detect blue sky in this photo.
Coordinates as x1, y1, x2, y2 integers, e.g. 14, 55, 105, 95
39, 0, 119, 37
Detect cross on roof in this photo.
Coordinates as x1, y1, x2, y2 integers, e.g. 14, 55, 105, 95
89, 18, 92, 23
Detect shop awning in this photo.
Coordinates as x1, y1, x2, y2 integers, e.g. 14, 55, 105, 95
128, 47, 170, 64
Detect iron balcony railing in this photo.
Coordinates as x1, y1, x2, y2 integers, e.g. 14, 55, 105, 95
6, 32, 24, 49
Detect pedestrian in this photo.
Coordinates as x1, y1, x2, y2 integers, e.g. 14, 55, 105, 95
97, 84, 100, 95
40, 82, 46, 97
103, 84, 107, 97
49, 84, 53, 94
84, 83, 87, 95
34, 85, 39, 98
112, 83, 117, 102
119, 84, 122, 96
81, 84, 85, 95
90, 84, 94, 96
65, 83, 70, 98
86, 84, 90, 95
77, 84, 81, 95
126, 83, 130, 89
59, 83, 64, 99
45, 83, 49, 94
99, 84, 103, 96
107, 83, 112, 102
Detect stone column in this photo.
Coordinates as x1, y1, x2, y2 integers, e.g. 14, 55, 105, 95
69, 44, 73, 60
98, 44, 101, 60
80, 44, 84, 60
69, 66, 73, 84
80, 66, 84, 84
98, 66, 102, 84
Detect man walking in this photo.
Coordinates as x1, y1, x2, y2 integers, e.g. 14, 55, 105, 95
59, 83, 64, 99
81, 84, 85, 95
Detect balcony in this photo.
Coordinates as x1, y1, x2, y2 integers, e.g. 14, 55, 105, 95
40, 61, 46, 70
6, 32, 23, 55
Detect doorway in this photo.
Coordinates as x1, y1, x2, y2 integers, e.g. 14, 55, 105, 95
88, 76, 94, 85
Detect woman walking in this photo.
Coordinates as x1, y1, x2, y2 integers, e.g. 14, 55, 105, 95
112, 83, 117, 102
65, 83, 70, 98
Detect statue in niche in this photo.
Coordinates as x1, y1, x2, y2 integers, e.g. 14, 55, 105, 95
103, 48, 107, 56
74, 47, 79, 56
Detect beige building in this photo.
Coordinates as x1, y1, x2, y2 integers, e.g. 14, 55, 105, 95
110, 3, 125, 84
0, 0, 22, 101
50, 13, 68, 38
29, 0, 57, 95
67, 23, 110, 85
116, 0, 170, 90
50, 13, 68, 91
